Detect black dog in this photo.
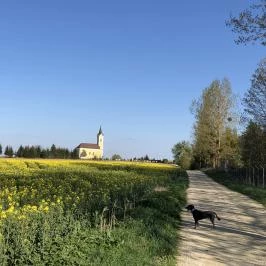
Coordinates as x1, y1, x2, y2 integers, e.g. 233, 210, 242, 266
185, 204, 221, 229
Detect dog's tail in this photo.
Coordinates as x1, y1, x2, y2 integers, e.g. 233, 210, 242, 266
214, 212, 221, 220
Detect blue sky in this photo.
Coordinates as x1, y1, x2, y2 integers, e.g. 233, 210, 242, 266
0, 0, 265, 159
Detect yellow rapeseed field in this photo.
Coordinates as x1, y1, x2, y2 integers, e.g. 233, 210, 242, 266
0, 158, 176, 222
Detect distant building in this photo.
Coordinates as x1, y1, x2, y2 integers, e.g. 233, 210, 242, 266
76, 127, 104, 159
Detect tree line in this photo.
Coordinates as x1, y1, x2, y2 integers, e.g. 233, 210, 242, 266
172, 1, 266, 170
110, 154, 169, 163
0, 144, 79, 159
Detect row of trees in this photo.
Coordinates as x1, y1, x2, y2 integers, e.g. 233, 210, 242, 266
0, 144, 170, 163
173, 1, 266, 169
0, 144, 79, 159
110, 154, 169, 163
173, 73, 265, 169
0, 144, 14, 157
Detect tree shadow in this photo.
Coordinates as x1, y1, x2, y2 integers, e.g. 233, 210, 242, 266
177, 170, 266, 266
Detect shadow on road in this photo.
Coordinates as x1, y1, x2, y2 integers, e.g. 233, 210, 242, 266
177, 170, 266, 266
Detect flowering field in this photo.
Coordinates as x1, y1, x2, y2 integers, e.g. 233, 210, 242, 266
0, 159, 187, 265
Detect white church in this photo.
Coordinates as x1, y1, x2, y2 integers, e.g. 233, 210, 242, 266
76, 127, 104, 159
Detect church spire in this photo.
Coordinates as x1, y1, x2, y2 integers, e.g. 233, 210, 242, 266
97, 126, 104, 151
98, 126, 103, 135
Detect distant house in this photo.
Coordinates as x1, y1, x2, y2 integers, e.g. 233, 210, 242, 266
76, 127, 104, 159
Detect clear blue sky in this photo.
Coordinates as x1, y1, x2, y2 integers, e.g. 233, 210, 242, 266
0, 0, 264, 159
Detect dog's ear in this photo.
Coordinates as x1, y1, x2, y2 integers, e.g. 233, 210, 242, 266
185, 204, 194, 210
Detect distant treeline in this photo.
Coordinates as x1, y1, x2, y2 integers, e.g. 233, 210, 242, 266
110, 154, 170, 163
0, 144, 79, 159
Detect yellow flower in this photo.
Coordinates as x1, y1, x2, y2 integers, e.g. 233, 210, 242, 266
7, 205, 15, 213
31, 206, 38, 211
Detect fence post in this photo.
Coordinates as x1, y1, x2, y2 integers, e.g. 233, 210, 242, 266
256, 167, 259, 187
263, 168, 265, 189
255, 167, 257, 187
253, 167, 255, 186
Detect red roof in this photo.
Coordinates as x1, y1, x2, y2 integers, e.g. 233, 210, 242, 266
77, 143, 100, 149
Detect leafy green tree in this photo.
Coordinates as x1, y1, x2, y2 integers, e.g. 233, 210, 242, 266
144, 154, 150, 161
16, 145, 24, 157
220, 128, 241, 168
29, 146, 37, 158
240, 121, 266, 167
172, 141, 192, 169
50, 144, 57, 158
111, 154, 122, 160
40, 148, 49, 158
191, 79, 235, 168
71, 148, 79, 159
243, 58, 266, 128
0, 144, 2, 155
4, 146, 14, 157
226, 0, 266, 46
35, 146, 41, 157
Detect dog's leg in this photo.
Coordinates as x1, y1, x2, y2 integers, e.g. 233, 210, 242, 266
194, 220, 199, 229
194, 220, 197, 229
210, 216, 215, 228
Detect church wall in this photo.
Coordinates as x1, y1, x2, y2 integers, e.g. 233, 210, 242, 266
78, 148, 103, 159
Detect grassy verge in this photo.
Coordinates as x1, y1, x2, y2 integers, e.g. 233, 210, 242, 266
91, 173, 188, 266
205, 169, 266, 207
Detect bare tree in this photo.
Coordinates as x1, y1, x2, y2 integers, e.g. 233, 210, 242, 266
226, 0, 266, 46
243, 58, 266, 128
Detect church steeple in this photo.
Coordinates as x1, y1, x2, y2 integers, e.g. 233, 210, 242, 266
98, 126, 103, 136
97, 126, 104, 151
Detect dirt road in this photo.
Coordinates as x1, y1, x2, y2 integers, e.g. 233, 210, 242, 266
177, 170, 266, 266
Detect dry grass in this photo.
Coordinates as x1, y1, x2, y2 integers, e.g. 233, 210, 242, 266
154, 186, 168, 192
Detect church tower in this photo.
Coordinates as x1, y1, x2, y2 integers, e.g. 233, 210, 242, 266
97, 126, 104, 152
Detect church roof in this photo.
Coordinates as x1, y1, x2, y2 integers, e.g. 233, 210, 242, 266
77, 143, 100, 149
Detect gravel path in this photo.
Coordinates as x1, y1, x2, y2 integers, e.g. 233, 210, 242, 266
177, 170, 266, 266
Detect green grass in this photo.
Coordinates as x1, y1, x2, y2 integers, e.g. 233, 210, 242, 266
205, 169, 266, 207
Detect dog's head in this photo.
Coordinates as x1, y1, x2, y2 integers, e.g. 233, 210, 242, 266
185, 204, 195, 211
